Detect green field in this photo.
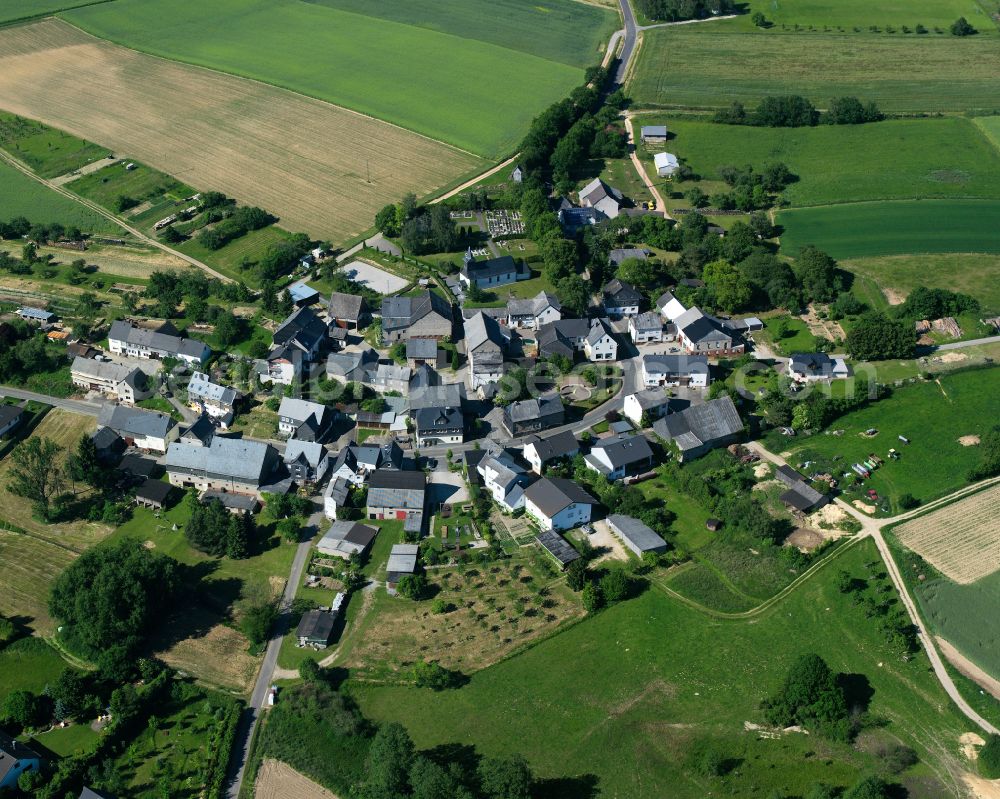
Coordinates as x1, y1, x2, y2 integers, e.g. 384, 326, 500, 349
63, 0, 599, 158
778, 199, 1000, 259
66, 160, 194, 213
630, 28, 1000, 113
715, 0, 997, 33
842, 253, 1000, 311
0, 1, 112, 24
177, 224, 293, 284
0, 109, 109, 177
0, 637, 70, 696
352, 540, 970, 799
648, 117, 1000, 207
919, 568, 1000, 680
976, 115, 1000, 151
0, 160, 123, 234
774, 367, 1000, 510
301, 0, 616, 69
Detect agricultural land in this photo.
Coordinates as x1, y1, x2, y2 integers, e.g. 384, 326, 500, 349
0, 19, 484, 241
63, 0, 617, 157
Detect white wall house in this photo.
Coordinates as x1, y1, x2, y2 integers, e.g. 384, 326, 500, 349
584, 318, 618, 361
654, 152, 680, 177
641, 354, 710, 388
523, 478, 596, 532
629, 312, 664, 344
623, 389, 670, 427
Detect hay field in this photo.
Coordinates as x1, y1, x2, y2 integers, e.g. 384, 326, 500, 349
0, 20, 483, 241
630, 28, 1000, 113
255, 759, 340, 799
0, 529, 75, 634
39, 241, 192, 278
898, 485, 1000, 585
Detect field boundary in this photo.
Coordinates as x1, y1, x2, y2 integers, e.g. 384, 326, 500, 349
56, 17, 486, 162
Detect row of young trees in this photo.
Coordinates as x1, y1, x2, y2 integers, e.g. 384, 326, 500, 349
714, 95, 883, 127
0, 215, 85, 244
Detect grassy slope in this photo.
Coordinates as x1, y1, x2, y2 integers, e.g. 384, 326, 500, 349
63, 0, 587, 158
841, 253, 1000, 311
629, 28, 1000, 113
0, 1, 112, 25
777, 199, 1000, 259
776, 368, 1000, 507
0, 159, 122, 234
352, 541, 970, 799
301, 0, 616, 69
659, 117, 1000, 206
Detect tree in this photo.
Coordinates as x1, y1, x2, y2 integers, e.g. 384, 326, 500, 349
0, 616, 15, 646
375, 204, 400, 237
751, 10, 767, 26
566, 558, 588, 591
67, 433, 104, 489
412, 660, 461, 690
616, 256, 657, 286
185, 496, 234, 556
685, 187, 708, 208
49, 668, 89, 721
599, 569, 629, 604
6, 436, 65, 520
555, 274, 590, 317
478, 755, 533, 799
214, 311, 247, 347
48, 539, 177, 674
1, 690, 46, 729
300, 657, 322, 682
794, 246, 840, 303
844, 776, 892, 799
581, 580, 603, 613
365, 722, 414, 796
950, 16, 976, 35
396, 573, 428, 600
237, 579, 277, 646
761, 653, 849, 738
846, 311, 914, 361
979, 734, 1000, 778
703, 260, 751, 312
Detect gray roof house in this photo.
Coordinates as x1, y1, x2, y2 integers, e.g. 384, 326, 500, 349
108, 320, 210, 365
165, 437, 281, 497
387, 543, 419, 590
524, 477, 598, 533
414, 405, 464, 447
405, 338, 438, 366
328, 292, 367, 329
368, 470, 426, 519
584, 433, 655, 480
381, 291, 452, 343
70, 357, 150, 404
503, 393, 565, 437
607, 514, 668, 556
603, 279, 644, 316
460, 249, 529, 289
641, 354, 711, 388
623, 388, 671, 426
327, 347, 379, 384
640, 124, 668, 142
675, 307, 744, 355
97, 404, 178, 452
466, 311, 509, 390
579, 177, 624, 219
277, 397, 331, 442
522, 429, 579, 473
609, 248, 651, 267
652, 395, 743, 461
283, 439, 331, 483
272, 306, 329, 360
317, 520, 379, 559
409, 382, 463, 412
506, 291, 561, 330
0, 405, 26, 439
789, 352, 852, 383
0, 731, 41, 791
296, 609, 335, 648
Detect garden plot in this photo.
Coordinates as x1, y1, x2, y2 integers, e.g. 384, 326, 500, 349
897, 484, 1000, 584
339, 260, 409, 295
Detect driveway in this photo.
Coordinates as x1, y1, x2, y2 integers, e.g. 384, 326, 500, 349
427, 469, 469, 507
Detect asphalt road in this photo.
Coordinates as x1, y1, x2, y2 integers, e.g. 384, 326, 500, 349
224, 505, 325, 799
922, 333, 1000, 353
0, 385, 103, 417
614, 0, 639, 85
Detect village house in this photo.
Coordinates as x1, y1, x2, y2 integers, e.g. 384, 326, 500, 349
370, 362, 412, 394
523, 477, 598, 532
186, 371, 239, 426
323, 475, 351, 520
326, 348, 379, 384
0, 405, 25, 439
506, 291, 562, 330
656, 290, 688, 322
654, 152, 680, 177
503, 393, 565, 437
108, 320, 210, 366
641, 354, 710, 388
623, 389, 671, 427
579, 177, 624, 220
283, 439, 331, 484
317, 520, 379, 560
70, 357, 151, 405
258, 344, 302, 386
607, 514, 668, 556
789, 352, 852, 383
413, 405, 464, 448
272, 306, 329, 362
328, 292, 367, 330
405, 338, 438, 367
584, 433, 655, 480
602, 279, 644, 317
641, 124, 668, 143
277, 397, 331, 441
536, 318, 617, 362
629, 312, 664, 344
164, 436, 282, 497
381, 291, 452, 343
522, 429, 579, 474
465, 311, 509, 390
478, 452, 532, 512
675, 307, 744, 355
0, 731, 41, 790
97, 404, 178, 453
459, 249, 529, 290
653, 395, 743, 461
368, 470, 426, 521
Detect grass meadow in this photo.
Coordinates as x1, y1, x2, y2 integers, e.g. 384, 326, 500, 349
301, 0, 616, 69
352, 540, 971, 799
644, 117, 1000, 207
66, 159, 193, 212
0, 1, 112, 25
0, 109, 108, 178
64, 0, 591, 158
0, 637, 69, 696
630, 28, 1000, 113
773, 367, 1000, 510
0, 159, 122, 234
841, 253, 1000, 311
778, 199, 1000, 259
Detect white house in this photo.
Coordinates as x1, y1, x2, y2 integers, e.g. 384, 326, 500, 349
108, 320, 210, 366
641, 354, 710, 388
788, 353, 852, 383
602, 279, 643, 317
323, 476, 351, 520
97, 404, 179, 453
584, 318, 618, 361
523, 477, 597, 532
477, 453, 530, 512
584, 433, 655, 481
258, 345, 302, 386
70, 357, 151, 405
522, 430, 579, 474
656, 291, 688, 322
277, 397, 330, 441
623, 389, 671, 427
654, 152, 680, 177
629, 312, 664, 344
186, 371, 239, 426
506, 292, 561, 330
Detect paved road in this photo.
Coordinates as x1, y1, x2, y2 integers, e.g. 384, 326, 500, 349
0, 385, 103, 417
225, 505, 324, 799
0, 148, 232, 283
923, 333, 1000, 353
614, 0, 639, 85
747, 441, 1000, 735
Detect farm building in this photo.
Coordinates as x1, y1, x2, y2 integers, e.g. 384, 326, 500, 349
134, 478, 175, 510
654, 152, 680, 177
15, 306, 54, 325
387, 543, 419, 594
535, 530, 582, 569
98, 404, 178, 453
652, 396, 743, 461
91, 426, 126, 464
317, 520, 379, 560
203, 491, 259, 514
328, 292, 367, 329
296, 609, 335, 648
0, 405, 26, 439
405, 338, 438, 367
776, 465, 829, 513
164, 437, 281, 498
641, 125, 668, 143
368, 470, 426, 521
286, 282, 320, 307
607, 514, 668, 556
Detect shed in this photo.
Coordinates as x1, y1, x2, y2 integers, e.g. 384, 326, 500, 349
202, 491, 260, 514
641, 125, 668, 142
607, 514, 668, 556
287, 282, 320, 306
387, 543, 419, 590
296, 609, 335, 648
134, 479, 175, 509
705, 518, 722, 532
535, 530, 581, 569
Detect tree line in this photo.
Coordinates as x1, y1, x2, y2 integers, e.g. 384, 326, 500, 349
634, 0, 734, 23
714, 95, 884, 127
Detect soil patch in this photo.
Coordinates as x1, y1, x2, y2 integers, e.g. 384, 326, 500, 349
785, 528, 825, 552
959, 435, 981, 447
255, 759, 339, 799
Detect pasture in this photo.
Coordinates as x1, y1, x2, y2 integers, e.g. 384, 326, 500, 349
0, 529, 76, 635
353, 541, 971, 799
0, 637, 68, 696
777, 200, 1000, 259
66, 159, 193, 212
0, 20, 482, 242
897, 484, 1000, 585
64, 0, 589, 158
841, 253, 1000, 311
302, 0, 616, 69
774, 367, 1000, 509
644, 117, 1000, 207
630, 28, 1000, 113
40, 241, 193, 279
0, 109, 108, 178
0, 159, 122, 234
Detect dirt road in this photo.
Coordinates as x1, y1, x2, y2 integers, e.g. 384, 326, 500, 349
623, 114, 669, 217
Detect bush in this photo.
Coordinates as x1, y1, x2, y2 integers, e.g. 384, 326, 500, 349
980, 735, 1000, 778
411, 660, 462, 690
950, 16, 976, 35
